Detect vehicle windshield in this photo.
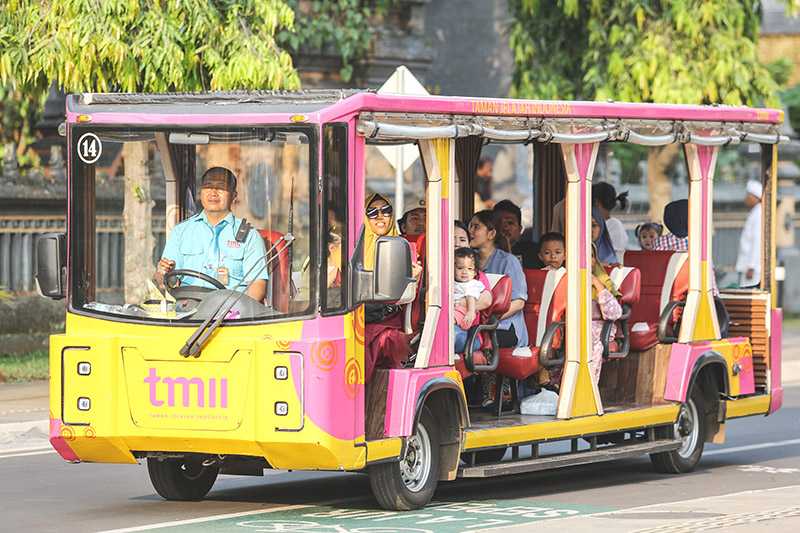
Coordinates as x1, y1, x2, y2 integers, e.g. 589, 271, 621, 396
69, 125, 315, 323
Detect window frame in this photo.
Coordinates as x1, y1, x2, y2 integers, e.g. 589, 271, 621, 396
320, 123, 350, 315
67, 123, 319, 327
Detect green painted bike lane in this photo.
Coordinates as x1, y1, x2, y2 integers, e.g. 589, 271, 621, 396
153, 498, 611, 532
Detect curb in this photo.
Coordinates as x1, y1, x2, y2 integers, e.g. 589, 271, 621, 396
0, 419, 49, 453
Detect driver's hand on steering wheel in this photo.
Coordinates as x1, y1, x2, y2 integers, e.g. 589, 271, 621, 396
155, 258, 176, 287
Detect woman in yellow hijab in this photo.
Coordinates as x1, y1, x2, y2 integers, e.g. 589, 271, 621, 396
362, 193, 413, 382
363, 193, 399, 270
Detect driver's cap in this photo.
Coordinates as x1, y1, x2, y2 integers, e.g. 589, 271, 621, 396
200, 167, 237, 192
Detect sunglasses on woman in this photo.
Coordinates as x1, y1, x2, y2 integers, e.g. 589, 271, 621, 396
366, 205, 393, 219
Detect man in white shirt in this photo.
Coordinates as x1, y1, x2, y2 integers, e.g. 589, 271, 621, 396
735, 180, 762, 288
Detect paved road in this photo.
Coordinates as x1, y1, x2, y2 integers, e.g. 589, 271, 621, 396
1, 385, 798, 532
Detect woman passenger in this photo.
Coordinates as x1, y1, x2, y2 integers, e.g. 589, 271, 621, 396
593, 182, 629, 263
362, 193, 421, 382
591, 207, 618, 266
468, 210, 528, 349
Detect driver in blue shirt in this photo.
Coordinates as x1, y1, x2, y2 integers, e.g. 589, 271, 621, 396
154, 167, 268, 301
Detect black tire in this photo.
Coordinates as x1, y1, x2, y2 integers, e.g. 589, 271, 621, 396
368, 406, 440, 510
650, 386, 706, 474
461, 447, 508, 465
147, 457, 219, 501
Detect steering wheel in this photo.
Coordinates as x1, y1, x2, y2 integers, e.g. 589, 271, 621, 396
164, 269, 226, 290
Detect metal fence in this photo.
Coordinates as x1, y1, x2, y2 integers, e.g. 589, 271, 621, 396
0, 215, 165, 293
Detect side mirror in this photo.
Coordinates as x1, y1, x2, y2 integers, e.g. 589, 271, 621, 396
352, 236, 415, 304
35, 233, 66, 300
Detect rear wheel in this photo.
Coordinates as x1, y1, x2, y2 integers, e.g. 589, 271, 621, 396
650, 386, 706, 473
147, 457, 219, 501
369, 406, 440, 510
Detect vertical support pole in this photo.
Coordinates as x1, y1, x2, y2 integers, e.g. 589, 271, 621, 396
682, 144, 721, 342
557, 142, 602, 419
416, 138, 453, 367
765, 144, 779, 308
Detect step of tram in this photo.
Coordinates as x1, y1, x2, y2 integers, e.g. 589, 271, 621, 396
459, 439, 681, 478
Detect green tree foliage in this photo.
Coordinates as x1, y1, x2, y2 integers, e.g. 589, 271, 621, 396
280, 0, 394, 82
509, 0, 781, 106
0, 0, 301, 159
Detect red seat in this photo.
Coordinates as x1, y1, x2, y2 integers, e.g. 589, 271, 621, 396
624, 251, 688, 351
258, 229, 290, 313
603, 266, 641, 358
454, 275, 512, 379
494, 268, 567, 381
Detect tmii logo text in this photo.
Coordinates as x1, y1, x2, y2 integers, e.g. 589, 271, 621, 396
144, 368, 228, 408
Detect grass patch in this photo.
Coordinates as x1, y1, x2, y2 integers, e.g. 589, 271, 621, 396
0, 351, 49, 382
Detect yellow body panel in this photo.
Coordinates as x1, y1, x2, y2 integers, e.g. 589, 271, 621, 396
51, 313, 365, 470
726, 395, 770, 419
464, 404, 680, 450
366, 438, 403, 463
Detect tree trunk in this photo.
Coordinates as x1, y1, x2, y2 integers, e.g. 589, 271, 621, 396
647, 144, 680, 223
122, 142, 154, 304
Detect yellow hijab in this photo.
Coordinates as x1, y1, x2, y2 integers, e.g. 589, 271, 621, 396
592, 243, 621, 299
363, 193, 398, 270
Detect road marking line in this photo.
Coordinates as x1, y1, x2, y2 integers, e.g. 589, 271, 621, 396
705, 437, 800, 456
0, 449, 55, 459
97, 495, 366, 532
96, 505, 313, 533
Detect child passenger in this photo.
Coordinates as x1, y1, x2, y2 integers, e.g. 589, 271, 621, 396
453, 247, 487, 353
590, 244, 622, 384
635, 222, 663, 251
538, 232, 565, 270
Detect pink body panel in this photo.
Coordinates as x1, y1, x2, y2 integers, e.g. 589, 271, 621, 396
283, 317, 364, 441
49, 418, 80, 462
575, 143, 593, 267
697, 145, 715, 260
664, 338, 755, 403
429, 199, 451, 367
70, 93, 783, 127
770, 308, 783, 414
384, 367, 459, 437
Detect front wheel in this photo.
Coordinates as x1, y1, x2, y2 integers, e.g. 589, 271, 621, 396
147, 457, 219, 501
650, 386, 706, 474
368, 406, 440, 510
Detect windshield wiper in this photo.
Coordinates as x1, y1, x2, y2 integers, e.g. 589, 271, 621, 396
179, 233, 294, 357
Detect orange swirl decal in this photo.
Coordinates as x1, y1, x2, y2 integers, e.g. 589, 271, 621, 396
60, 426, 75, 441
84, 427, 96, 439
275, 339, 292, 350
344, 357, 362, 399
354, 306, 365, 345
311, 341, 337, 372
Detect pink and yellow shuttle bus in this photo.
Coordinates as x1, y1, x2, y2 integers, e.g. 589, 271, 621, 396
37, 91, 785, 510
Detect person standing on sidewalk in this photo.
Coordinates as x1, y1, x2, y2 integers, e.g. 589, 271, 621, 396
736, 179, 762, 288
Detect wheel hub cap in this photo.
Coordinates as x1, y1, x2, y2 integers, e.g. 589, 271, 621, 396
399, 425, 431, 493
675, 399, 700, 459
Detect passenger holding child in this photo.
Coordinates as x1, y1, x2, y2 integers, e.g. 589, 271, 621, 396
453, 247, 488, 353
538, 232, 565, 270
